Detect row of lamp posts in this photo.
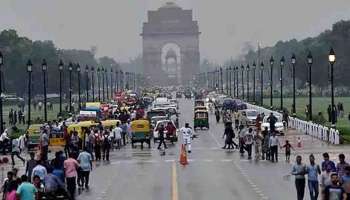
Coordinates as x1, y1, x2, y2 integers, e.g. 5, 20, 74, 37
204, 48, 337, 128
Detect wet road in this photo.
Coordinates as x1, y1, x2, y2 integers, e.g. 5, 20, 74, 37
77, 98, 349, 200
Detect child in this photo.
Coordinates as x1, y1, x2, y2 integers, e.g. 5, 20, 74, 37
281, 140, 294, 162
297, 137, 302, 148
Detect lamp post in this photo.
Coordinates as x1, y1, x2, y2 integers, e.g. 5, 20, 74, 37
291, 54, 296, 117
280, 56, 285, 111
133, 72, 136, 91
220, 67, 223, 93
307, 51, 313, 121
241, 65, 244, 100
329, 48, 336, 128
58, 60, 63, 115
116, 70, 119, 92
246, 64, 250, 102
68, 63, 73, 112
111, 68, 114, 99
106, 68, 109, 100
102, 68, 105, 101
269, 56, 274, 108
232, 67, 235, 97
229, 67, 232, 97
225, 67, 229, 95
120, 70, 123, 90
236, 66, 239, 97
41, 59, 48, 122
97, 67, 101, 102
27, 60, 32, 127
91, 66, 95, 101
77, 64, 81, 110
85, 65, 89, 102
260, 62, 264, 106
252, 62, 256, 103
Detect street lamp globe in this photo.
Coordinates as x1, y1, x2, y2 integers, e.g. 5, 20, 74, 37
91, 66, 95, 72
252, 62, 256, 69
42, 59, 47, 71
27, 60, 33, 72
58, 60, 64, 71
280, 56, 285, 67
85, 65, 89, 73
246, 64, 250, 71
241, 65, 244, 70
260, 62, 264, 69
68, 63, 73, 71
307, 51, 313, 65
76, 64, 81, 72
291, 54, 296, 65
270, 56, 274, 66
329, 48, 336, 64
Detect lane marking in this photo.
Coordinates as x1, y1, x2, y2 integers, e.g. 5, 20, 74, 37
172, 161, 178, 200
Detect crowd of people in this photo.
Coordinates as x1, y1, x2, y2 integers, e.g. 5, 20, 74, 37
291, 153, 350, 200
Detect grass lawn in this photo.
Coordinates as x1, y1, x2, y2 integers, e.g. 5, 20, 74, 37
262, 97, 350, 140
2, 103, 75, 130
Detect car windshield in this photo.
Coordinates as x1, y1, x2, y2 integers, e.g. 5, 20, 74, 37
246, 111, 258, 117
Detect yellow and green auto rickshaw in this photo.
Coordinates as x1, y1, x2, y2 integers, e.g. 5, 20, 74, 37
194, 106, 207, 112
194, 110, 209, 130
27, 124, 43, 150
130, 119, 151, 149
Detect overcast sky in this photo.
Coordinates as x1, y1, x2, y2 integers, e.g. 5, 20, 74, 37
1, 0, 350, 63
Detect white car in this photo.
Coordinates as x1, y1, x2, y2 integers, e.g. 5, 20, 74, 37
261, 115, 285, 135
153, 120, 179, 143
241, 109, 259, 126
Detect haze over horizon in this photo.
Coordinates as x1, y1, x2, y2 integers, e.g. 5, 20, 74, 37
0, 0, 349, 63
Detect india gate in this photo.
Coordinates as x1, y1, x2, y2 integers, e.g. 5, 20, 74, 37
141, 2, 200, 86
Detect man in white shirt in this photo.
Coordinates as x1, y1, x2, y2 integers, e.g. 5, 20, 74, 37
269, 133, 280, 163
0, 129, 9, 155
112, 122, 123, 149
180, 123, 193, 153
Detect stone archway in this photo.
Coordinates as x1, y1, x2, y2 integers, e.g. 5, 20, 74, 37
142, 2, 200, 86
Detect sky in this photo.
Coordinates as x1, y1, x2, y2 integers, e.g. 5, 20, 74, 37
0, 0, 350, 63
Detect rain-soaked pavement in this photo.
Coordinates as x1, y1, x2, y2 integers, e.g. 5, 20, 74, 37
77, 98, 350, 200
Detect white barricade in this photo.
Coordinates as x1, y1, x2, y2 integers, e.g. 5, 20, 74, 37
245, 102, 340, 145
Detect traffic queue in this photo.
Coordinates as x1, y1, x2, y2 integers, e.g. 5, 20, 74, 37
0, 88, 183, 200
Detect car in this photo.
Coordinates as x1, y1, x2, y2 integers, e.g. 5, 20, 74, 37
261, 115, 284, 135
241, 109, 259, 126
153, 120, 179, 143
150, 116, 169, 128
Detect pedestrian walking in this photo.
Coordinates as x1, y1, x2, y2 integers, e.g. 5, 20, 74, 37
0, 129, 10, 155
281, 140, 294, 162
11, 138, 25, 166
222, 122, 236, 149
234, 111, 240, 130
323, 173, 347, 200
64, 153, 80, 200
321, 166, 333, 195
2, 171, 15, 200
112, 122, 122, 149
269, 133, 280, 162
244, 128, 254, 160
215, 109, 220, 123
94, 130, 102, 161
39, 130, 49, 161
238, 125, 245, 156
31, 159, 47, 182
77, 147, 92, 190
337, 154, 350, 179
267, 112, 277, 134
102, 131, 111, 161
254, 131, 263, 161
291, 155, 307, 200
322, 152, 336, 172
157, 124, 167, 150
16, 175, 37, 200
180, 123, 193, 153
306, 154, 321, 200
261, 127, 270, 160
25, 152, 37, 180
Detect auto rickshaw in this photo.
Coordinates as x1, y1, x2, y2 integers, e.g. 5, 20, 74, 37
27, 124, 43, 150
194, 106, 207, 112
130, 119, 151, 149
101, 119, 121, 129
194, 110, 209, 130
194, 100, 205, 107
67, 121, 98, 149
